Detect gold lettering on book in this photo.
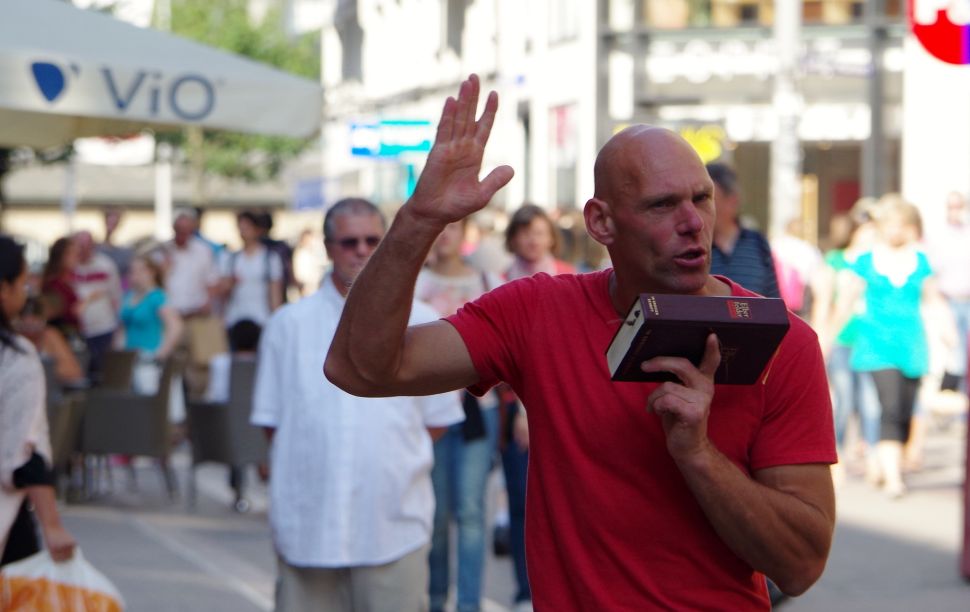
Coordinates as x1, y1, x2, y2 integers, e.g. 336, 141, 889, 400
727, 300, 751, 319
646, 296, 659, 316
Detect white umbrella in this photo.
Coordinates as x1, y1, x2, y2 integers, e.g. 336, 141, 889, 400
0, 0, 323, 148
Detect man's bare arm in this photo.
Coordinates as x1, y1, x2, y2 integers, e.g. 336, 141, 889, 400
645, 335, 835, 595
325, 74, 513, 397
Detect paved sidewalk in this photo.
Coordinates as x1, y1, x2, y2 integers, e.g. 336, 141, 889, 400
786, 419, 970, 610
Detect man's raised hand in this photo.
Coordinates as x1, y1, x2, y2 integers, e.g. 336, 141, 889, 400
408, 74, 514, 226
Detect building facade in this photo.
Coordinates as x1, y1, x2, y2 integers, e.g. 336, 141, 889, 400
318, 0, 970, 245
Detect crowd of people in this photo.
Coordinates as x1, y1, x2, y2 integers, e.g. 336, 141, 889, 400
1, 73, 968, 612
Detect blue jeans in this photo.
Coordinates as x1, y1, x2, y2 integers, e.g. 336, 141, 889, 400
828, 344, 881, 449
501, 437, 530, 603
429, 406, 498, 612
946, 298, 970, 388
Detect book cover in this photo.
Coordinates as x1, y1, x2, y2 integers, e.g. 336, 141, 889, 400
606, 294, 790, 385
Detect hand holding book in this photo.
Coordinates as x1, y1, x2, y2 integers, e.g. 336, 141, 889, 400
645, 333, 720, 460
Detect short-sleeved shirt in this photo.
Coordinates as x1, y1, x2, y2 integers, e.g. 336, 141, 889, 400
848, 250, 932, 377
120, 288, 167, 354
446, 270, 835, 610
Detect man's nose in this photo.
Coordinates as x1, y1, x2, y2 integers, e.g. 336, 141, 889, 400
676, 202, 704, 234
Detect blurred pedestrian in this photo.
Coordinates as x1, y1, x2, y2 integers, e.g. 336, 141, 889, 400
497, 203, 579, 610
72, 230, 122, 383
15, 296, 84, 387
927, 191, 970, 393
118, 256, 183, 395
41, 236, 82, 341
161, 208, 223, 400
772, 217, 823, 317
252, 198, 463, 611
219, 211, 283, 339
838, 195, 956, 498
1, 235, 77, 567
707, 162, 780, 298
254, 211, 297, 303
417, 219, 503, 612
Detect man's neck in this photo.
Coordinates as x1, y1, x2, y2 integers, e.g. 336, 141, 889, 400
330, 273, 351, 297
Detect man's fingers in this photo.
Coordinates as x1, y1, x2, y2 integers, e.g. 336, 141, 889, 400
454, 78, 473, 139
699, 333, 721, 379
455, 75, 479, 138
461, 74, 481, 138
435, 97, 456, 145
479, 165, 515, 200
476, 90, 499, 144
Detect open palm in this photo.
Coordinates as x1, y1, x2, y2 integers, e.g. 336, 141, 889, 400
409, 74, 514, 225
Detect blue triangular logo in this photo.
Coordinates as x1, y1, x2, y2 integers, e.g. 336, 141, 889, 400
31, 62, 66, 103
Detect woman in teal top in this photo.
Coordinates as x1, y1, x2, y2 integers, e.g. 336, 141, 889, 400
843, 196, 954, 498
118, 256, 182, 392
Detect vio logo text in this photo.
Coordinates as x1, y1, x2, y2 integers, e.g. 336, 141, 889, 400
31, 61, 217, 121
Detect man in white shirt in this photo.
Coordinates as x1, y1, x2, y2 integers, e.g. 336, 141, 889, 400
163, 208, 220, 318
72, 230, 122, 381
251, 198, 463, 612
161, 208, 222, 400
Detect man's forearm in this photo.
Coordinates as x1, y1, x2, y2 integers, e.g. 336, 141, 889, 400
326, 205, 442, 390
676, 446, 834, 596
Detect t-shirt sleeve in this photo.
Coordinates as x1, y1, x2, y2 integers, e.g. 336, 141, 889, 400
269, 251, 284, 281
750, 319, 837, 470
444, 277, 537, 396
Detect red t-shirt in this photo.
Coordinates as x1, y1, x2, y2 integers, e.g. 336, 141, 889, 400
446, 269, 835, 610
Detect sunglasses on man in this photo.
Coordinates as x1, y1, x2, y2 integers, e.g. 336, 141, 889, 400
331, 235, 381, 250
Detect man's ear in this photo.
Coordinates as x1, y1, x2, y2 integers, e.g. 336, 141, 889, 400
584, 197, 614, 246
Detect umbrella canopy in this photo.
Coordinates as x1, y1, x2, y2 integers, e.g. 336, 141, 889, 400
0, 0, 323, 148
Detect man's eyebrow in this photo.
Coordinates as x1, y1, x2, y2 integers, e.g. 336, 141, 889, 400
640, 193, 678, 207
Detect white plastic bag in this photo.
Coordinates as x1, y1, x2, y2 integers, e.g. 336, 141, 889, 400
0, 549, 124, 611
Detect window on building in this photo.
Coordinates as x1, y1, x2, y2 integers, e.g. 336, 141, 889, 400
709, 0, 772, 26
336, 0, 363, 81
441, 0, 467, 55
549, 0, 580, 43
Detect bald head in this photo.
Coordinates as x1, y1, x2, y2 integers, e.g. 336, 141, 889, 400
593, 125, 700, 203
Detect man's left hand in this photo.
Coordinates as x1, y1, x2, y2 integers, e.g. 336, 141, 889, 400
643, 333, 720, 462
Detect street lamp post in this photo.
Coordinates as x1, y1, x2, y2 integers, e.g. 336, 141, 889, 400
769, 0, 803, 240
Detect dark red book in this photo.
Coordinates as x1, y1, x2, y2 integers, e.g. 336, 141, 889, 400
607, 294, 790, 385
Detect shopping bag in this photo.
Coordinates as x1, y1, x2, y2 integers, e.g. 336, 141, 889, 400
0, 549, 124, 611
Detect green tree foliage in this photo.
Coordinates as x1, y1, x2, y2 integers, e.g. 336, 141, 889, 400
160, 0, 320, 183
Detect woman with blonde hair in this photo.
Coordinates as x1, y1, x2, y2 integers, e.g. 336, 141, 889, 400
838, 195, 955, 497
